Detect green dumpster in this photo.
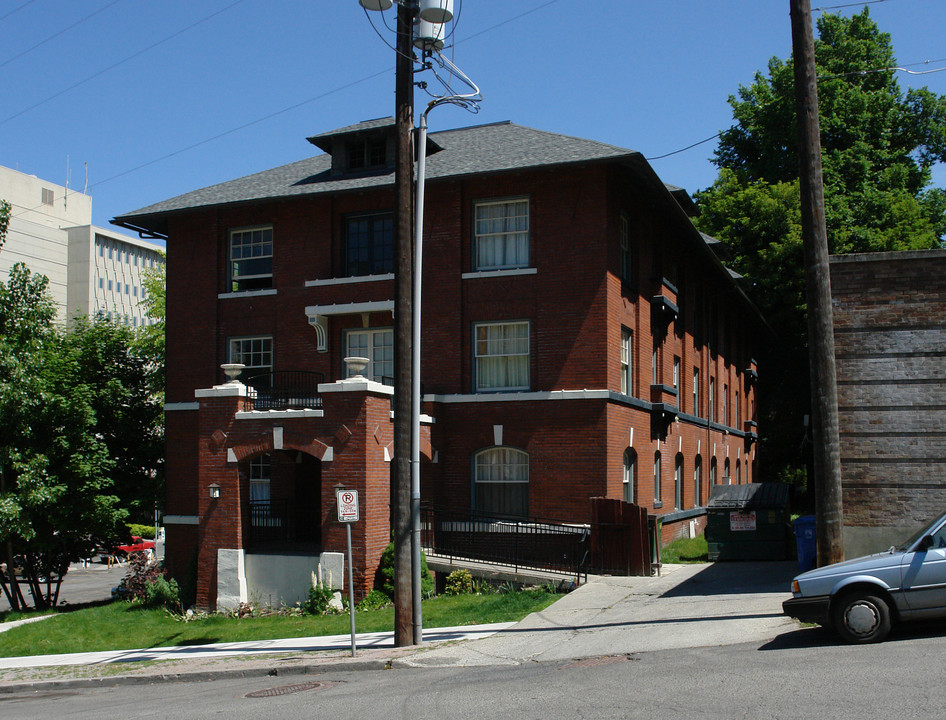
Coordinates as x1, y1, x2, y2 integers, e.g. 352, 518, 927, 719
705, 483, 791, 561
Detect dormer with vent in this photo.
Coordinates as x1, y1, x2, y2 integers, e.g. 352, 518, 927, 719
307, 118, 396, 178
306, 117, 443, 178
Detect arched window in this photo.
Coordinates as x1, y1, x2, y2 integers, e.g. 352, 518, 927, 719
623, 448, 637, 504
710, 457, 718, 486
674, 454, 684, 510
473, 447, 529, 518
694, 455, 703, 507
724, 458, 731, 485
736, 459, 742, 485
653, 451, 662, 505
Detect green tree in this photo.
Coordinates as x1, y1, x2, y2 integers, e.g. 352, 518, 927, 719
65, 315, 164, 525
134, 253, 166, 398
696, 8, 946, 483
0, 265, 125, 610
0, 199, 10, 252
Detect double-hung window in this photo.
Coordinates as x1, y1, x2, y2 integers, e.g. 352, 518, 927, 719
473, 447, 529, 518
474, 321, 530, 392
229, 336, 273, 388
230, 226, 273, 292
621, 328, 633, 396
473, 198, 529, 271
345, 213, 393, 277
345, 328, 393, 383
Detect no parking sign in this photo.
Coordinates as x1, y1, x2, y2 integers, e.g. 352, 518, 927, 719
336, 489, 359, 523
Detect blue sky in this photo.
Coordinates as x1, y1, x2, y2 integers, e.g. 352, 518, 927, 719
2, 0, 945, 230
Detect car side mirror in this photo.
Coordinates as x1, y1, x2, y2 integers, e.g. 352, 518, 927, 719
917, 535, 934, 552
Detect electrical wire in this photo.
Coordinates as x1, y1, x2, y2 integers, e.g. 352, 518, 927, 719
0, 0, 124, 70
646, 133, 722, 162
0, 0, 247, 128
0, 0, 37, 23
813, 0, 893, 11
89, 67, 391, 191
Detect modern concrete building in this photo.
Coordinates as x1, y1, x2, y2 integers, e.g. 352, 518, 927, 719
66, 224, 164, 329
0, 164, 163, 324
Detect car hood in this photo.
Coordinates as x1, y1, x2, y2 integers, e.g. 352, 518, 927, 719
796, 549, 903, 580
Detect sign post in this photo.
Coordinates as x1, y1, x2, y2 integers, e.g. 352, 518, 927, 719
336, 488, 359, 657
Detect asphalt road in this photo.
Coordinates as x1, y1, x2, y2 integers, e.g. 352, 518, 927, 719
0, 543, 162, 613
3, 623, 946, 719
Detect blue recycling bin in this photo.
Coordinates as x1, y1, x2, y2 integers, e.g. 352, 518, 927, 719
793, 515, 817, 572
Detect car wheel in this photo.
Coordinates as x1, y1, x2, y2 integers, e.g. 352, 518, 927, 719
831, 591, 892, 643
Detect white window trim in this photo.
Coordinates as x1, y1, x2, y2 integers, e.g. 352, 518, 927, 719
473, 197, 530, 272
229, 225, 273, 293
473, 320, 531, 393
461, 268, 537, 280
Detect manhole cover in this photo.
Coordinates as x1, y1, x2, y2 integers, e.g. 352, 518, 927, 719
245, 681, 332, 698
559, 655, 634, 670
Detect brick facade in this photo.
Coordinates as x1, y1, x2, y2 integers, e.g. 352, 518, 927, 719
117, 121, 765, 608
831, 250, 946, 556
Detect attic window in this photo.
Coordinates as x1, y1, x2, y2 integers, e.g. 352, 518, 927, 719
348, 138, 387, 171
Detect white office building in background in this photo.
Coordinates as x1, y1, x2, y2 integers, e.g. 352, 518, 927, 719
0, 165, 163, 325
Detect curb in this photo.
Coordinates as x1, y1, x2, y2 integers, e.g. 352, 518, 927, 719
0, 655, 397, 694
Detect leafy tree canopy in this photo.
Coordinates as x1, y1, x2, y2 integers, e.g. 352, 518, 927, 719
695, 8, 946, 483
705, 8, 946, 255
0, 264, 125, 610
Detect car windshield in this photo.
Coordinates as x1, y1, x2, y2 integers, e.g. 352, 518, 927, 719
896, 511, 946, 552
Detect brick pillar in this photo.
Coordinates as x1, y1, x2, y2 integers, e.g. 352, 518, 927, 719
319, 377, 394, 600
194, 381, 249, 609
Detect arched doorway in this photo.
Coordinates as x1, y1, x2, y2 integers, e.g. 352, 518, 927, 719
243, 450, 322, 552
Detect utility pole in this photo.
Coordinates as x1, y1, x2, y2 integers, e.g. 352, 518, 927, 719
789, 0, 844, 566
392, 0, 415, 647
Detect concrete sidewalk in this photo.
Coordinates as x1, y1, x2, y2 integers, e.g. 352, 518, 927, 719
0, 561, 800, 690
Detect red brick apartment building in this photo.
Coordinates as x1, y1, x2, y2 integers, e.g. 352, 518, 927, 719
114, 119, 766, 609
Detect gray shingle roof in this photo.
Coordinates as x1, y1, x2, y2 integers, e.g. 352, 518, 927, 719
113, 121, 640, 232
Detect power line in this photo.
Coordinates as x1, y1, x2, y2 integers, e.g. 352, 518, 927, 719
0, 0, 124, 70
90, 68, 390, 190
813, 0, 893, 11
90, 1, 558, 191
0, 0, 247, 128
646, 133, 722, 161
0, 0, 37, 23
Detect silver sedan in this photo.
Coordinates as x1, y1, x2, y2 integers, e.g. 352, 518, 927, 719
783, 510, 946, 643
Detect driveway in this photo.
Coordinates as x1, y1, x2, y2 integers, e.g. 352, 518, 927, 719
396, 561, 799, 667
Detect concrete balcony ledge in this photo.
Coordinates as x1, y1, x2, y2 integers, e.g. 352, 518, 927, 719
319, 377, 394, 395
235, 408, 324, 420
195, 382, 249, 398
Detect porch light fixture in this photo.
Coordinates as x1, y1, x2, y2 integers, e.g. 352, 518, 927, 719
208, 483, 221, 499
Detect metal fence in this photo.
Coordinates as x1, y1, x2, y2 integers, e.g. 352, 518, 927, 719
244, 371, 324, 410
247, 499, 320, 548
420, 506, 590, 580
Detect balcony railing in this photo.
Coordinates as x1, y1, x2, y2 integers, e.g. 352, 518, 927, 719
244, 371, 324, 410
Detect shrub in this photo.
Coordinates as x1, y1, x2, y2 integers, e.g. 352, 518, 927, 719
144, 575, 181, 610
302, 583, 335, 615
126, 524, 156, 540
116, 551, 162, 603
444, 569, 474, 595
376, 542, 434, 600
356, 589, 392, 611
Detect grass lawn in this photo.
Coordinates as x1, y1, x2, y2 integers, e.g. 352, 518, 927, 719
0, 589, 561, 659
661, 534, 709, 563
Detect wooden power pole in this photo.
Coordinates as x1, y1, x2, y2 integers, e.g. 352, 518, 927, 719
392, 0, 415, 646
789, 0, 845, 566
